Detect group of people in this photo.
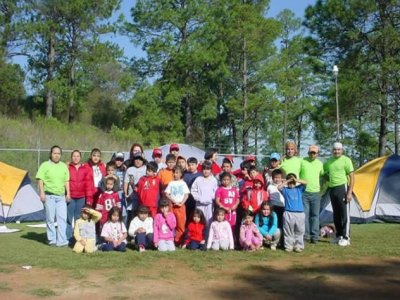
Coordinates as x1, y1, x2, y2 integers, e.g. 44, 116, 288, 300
35, 140, 354, 253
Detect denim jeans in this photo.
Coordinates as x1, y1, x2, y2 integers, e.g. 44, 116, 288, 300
135, 232, 153, 249
66, 197, 85, 241
302, 191, 321, 242
44, 194, 68, 246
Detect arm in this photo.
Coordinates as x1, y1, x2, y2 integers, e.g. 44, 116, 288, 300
128, 218, 138, 237
153, 217, 159, 246
346, 172, 355, 202
267, 212, 278, 236
88, 208, 101, 223
38, 180, 45, 202
190, 179, 201, 202
228, 223, 234, 250
294, 178, 307, 185
206, 223, 214, 249
73, 220, 83, 242
178, 193, 189, 206
64, 180, 70, 202
255, 215, 267, 237
165, 213, 177, 230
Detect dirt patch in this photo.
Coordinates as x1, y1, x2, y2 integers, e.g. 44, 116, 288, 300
1, 257, 400, 299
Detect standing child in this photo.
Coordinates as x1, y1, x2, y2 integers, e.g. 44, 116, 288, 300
128, 205, 153, 252
242, 174, 269, 214
191, 161, 219, 225
100, 207, 128, 252
73, 206, 101, 253
207, 208, 234, 251
96, 177, 121, 227
84, 148, 106, 207
153, 199, 177, 252
158, 154, 176, 198
112, 152, 127, 224
267, 169, 285, 229
136, 162, 160, 218
99, 162, 121, 192
183, 209, 206, 251
239, 210, 263, 251
165, 166, 190, 246
278, 173, 307, 253
183, 157, 201, 223
254, 202, 281, 251
215, 172, 239, 234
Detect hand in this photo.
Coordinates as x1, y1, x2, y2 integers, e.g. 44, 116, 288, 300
346, 192, 352, 203
181, 244, 187, 249
266, 235, 272, 241
154, 242, 159, 248
40, 192, 46, 203
65, 194, 71, 202
200, 240, 205, 244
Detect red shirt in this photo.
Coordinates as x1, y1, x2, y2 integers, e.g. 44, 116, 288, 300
68, 163, 89, 199
96, 191, 121, 225
185, 222, 205, 244
137, 175, 160, 208
83, 161, 106, 206
197, 161, 222, 176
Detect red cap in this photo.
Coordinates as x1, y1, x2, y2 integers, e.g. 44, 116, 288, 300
152, 148, 162, 157
225, 155, 234, 163
245, 155, 256, 162
170, 143, 179, 151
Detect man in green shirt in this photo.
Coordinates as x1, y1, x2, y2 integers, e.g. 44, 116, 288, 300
300, 145, 324, 243
281, 141, 302, 178
323, 142, 354, 247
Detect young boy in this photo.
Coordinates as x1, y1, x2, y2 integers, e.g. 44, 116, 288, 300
96, 177, 121, 227
217, 157, 238, 188
136, 162, 160, 218
99, 161, 121, 192
278, 173, 307, 253
191, 161, 218, 225
267, 169, 286, 229
113, 152, 127, 223
158, 153, 176, 199
165, 166, 190, 246
177, 155, 187, 172
183, 157, 201, 222
264, 152, 281, 186
128, 205, 154, 252
152, 148, 166, 171
242, 174, 269, 214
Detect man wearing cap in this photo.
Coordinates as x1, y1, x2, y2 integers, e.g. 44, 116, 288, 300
300, 145, 324, 244
281, 141, 302, 178
324, 142, 354, 247
152, 148, 166, 171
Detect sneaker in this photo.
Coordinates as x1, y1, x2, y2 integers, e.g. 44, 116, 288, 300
338, 237, 350, 247
285, 247, 293, 253
330, 236, 342, 244
270, 245, 276, 251
139, 245, 146, 252
294, 247, 303, 253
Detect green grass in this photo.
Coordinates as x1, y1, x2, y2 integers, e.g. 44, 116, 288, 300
27, 288, 57, 297
0, 282, 11, 291
1, 223, 399, 275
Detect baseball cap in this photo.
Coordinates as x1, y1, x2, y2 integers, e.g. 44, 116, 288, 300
245, 155, 256, 162
170, 143, 179, 151
133, 152, 145, 160
152, 148, 162, 157
333, 142, 343, 150
114, 152, 124, 160
224, 155, 234, 164
308, 145, 319, 153
270, 153, 281, 161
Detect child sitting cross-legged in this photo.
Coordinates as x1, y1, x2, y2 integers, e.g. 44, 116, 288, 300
254, 201, 281, 251
153, 199, 177, 252
207, 208, 234, 251
73, 206, 102, 253
128, 205, 153, 252
182, 209, 206, 251
100, 206, 128, 252
239, 210, 263, 251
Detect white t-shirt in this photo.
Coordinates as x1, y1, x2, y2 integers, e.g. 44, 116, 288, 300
267, 184, 285, 207
93, 165, 102, 187
165, 180, 190, 204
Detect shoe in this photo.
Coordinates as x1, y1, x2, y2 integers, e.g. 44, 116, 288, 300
285, 248, 293, 252
294, 247, 303, 253
310, 239, 318, 244
139, 245, 146, 252
330, 236, 342, 244
270, 245, 276, 251
338, 237, 350, 247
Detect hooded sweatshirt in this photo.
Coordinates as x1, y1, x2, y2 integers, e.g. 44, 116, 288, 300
242, 174, 269, 213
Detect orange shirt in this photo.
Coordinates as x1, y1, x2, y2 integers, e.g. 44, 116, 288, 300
158, 168, 174, 193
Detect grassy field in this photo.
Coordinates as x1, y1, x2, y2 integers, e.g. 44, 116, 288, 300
0, 223, 400, 299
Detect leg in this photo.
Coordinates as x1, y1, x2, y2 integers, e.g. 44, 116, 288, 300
84, 239, 97, 253
283, 211, 295, 251
330, 186, 347, 238
271, 228, 281, 247
188, 240, 200, 250
73, 241, 84, 253
44, 195, 57, 245
55, 196, 68, 246
166, 240, 176, 251
211, 241, 220, 251
302, 192, 311, 241
309, 192, 321, 243
145, 233, 154, 249
220, 240, 230, 250
135, 232, 147, 247
294, 212, 305, 250
101, 242, 114, 252
173, 205, 186, 245
115, 242, 127, 252
66, 199, 76, 241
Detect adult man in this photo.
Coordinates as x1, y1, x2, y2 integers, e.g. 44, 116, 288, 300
324, 142, 355, 247
281, 141, 302, 178
300, 145, 324, 244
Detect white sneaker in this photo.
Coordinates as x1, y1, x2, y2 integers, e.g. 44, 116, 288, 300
270, 245, 277, 251
330, 236, 341, 244
338, 237, 350, 247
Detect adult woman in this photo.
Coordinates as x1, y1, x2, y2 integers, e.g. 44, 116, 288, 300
36, 145, 70, 247
84, 148, 106, 207
124, 143, 145, 168
67, 150, 89, 242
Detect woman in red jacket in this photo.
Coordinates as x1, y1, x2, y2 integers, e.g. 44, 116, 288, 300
67, 150, 90, 242
84, 148, 106, 208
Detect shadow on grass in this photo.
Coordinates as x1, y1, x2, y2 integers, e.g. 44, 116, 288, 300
212, 259, 400, 299
21, 231, 48, 245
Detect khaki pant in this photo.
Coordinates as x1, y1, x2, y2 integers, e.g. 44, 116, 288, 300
73, 238, 97, 253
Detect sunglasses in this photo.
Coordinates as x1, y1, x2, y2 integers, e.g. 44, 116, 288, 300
309, 151, 317, 155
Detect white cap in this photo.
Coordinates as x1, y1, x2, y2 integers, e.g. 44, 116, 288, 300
333, 142, 343, 150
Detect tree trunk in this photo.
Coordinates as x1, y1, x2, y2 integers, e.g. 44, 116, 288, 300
46, 33, 55, 118
242, 38, 248, 154
378, 98, 388, 157
232, 121, 238, 154
67, 57, 76, 123
185, 97, 193, 143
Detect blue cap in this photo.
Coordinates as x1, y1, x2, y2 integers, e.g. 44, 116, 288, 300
270, 153, 281, 161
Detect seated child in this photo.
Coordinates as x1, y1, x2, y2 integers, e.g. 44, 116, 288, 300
128, 205, 154, 252
153, 199, 177, 252
96, 177, 121, 227
254, 202, 281, 250
100, 207, 128, 252
207, 208, 234, 251
278, 173, 307, 253
73, 206, 102, 253
239, 210, 263, 251
136, 162, 160, 218
183, 209, 206, 251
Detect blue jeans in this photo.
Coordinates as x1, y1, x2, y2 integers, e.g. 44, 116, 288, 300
101, 242, 127, 252
135, 232, 153, 249
187, 240, 206, 251
44, 194, 68, 246
302, 191, 321, 242
66, 197, 85, 241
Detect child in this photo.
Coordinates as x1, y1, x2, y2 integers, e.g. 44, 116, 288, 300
255, 202, 281, 251
113, 152, 127, 223
217, 158, 238, 188
267, 169, 285, 229
278, 173, 307, 253
264, 152, 281, 186
183, 157, 201, 222
191, 161, 218, 225
177, 155, 187, 172
183, 209, 206, 251
84, 148, 106, 207
99, 162, 121, 192
73, 206, 102, 253
158, 153, 176, 198
215, 172, 239, 233
100, 207, 128, 252
136, 162, 160, 218
242, 174, 269, 214
153, 199, 177, 252
207, 208, 234, 251
165, 166, 190, 246
128, 205, 153, 252
96, 177, 121, 227
239, 210, 263, 251
152, 148, 166, 171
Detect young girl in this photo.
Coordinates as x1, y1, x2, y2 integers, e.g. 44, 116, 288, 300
100, 207, 127, 252
73, 206, 101, 253
207, 208, 234, 251
165, 166, 190, 246
215, 172, 239, 233
153, 199, 177, 252
96, 177, 121, 227
128, 205, 153, 252
239, 210, 263, 251
84, 148, 106, 207
254, 202, 281, 251
183, 209, 206, 251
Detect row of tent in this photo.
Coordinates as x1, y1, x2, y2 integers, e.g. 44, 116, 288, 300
1, 144, 400, 224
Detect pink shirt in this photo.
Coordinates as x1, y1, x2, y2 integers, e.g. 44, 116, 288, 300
215, 186, 239, 209
153, 212, 176, 243
207, 220, 234, 249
